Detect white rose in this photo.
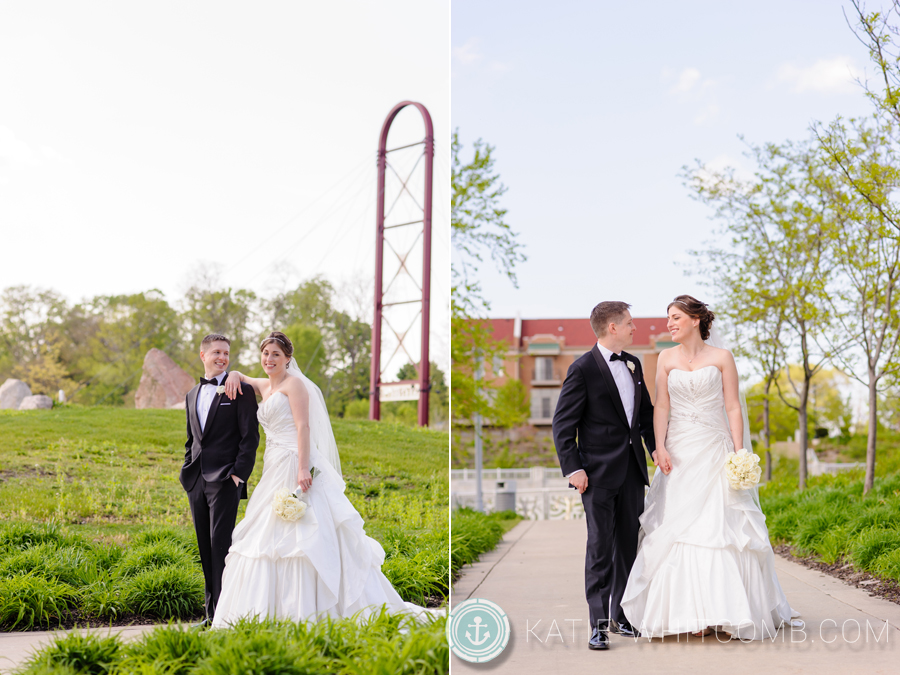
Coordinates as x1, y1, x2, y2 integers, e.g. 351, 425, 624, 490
216, 385, 226, 395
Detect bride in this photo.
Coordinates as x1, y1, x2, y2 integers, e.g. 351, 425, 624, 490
620, 295, 797, 640
210, 331, 427, 627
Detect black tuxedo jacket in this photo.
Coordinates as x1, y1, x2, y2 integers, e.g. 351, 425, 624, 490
179, 373, 260, 499
552, 344, 656, 489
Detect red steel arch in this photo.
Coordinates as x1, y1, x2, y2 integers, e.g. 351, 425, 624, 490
369, 101, 434, 426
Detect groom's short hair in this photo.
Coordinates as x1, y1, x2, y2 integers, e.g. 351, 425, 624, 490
590, 301, 631, 338
200, 333, 231, 350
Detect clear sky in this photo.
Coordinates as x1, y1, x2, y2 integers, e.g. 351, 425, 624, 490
452, 0, 888, 322
0, 0, 450, 375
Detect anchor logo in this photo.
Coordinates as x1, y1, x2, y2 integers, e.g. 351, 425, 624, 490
466, 615, 491, 645
448, 598, 509, 663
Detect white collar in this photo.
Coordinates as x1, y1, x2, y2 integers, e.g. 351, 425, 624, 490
596, 342, 624, 362
204, 372, 224, 386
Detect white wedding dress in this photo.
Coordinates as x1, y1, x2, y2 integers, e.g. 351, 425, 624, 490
211, 389, 427, 627
621, 366, 797, 640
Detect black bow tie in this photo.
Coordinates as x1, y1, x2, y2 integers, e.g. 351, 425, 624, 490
609, 353, 627, 363
200, 377, 219, 386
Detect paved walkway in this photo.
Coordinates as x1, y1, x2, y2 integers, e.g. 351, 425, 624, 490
0, 624, 162, 674
452, 520, 900, 674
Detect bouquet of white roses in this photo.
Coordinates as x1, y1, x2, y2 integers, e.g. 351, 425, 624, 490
724, 448, 762, 490
272, 466, 321, 521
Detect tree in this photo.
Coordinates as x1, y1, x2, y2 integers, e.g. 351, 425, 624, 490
70, 291, 182, 405
181, 285, 256, 368
746, 366, 851, 443
727, 297, 787, 481
685, 139, 838, 490
813, 118, 900, 493
451, 130, 525, 424
802, 2, 900, 493
0, 285, 69, 377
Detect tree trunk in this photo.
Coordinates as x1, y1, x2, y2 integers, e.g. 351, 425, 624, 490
865, 373, 878, 494
798, 380, 810, 491
764, 382, 772, 482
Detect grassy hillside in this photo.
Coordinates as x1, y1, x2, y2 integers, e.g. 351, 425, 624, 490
0, 406, 448, 630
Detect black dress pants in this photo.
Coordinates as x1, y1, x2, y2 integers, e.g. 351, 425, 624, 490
581, 450, 645, 630
187, 473, 242, 620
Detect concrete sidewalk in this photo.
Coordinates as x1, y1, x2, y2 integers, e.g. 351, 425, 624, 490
451, 520, 900, 675
0, 624, 161, 674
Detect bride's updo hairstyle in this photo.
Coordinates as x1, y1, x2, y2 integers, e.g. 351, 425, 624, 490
667, 295, 716, 341
259, 331, 294, 359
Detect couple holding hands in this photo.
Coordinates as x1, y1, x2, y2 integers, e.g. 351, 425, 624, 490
553, 296, 800, 650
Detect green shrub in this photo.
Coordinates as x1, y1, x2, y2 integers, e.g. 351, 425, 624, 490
0, 542, 103, 587
766, 507, 803, 543
19, 630, 121, 675
81, 580, 128, 621
847, 504, 900, 534
323, 610, 448, 675
121, 565, 204, 619
849, 528, 900, 571
382, 547, 449, 605
0, 521, 68, 552
19, 613, 449, 675
450, 508, 505, 575
793, 503, 853, 553
118, 623, 209, 675
131, 527, 199, 558
814, 526, 852, 565
89, 543, 126, 571
0, 574, 76, 630
115, 541, 197, 578
195, 619, 329, 675
871, 548, 900, 579
16, 665, 77, 675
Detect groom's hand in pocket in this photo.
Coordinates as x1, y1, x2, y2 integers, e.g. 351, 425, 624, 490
569, 470, 588, 494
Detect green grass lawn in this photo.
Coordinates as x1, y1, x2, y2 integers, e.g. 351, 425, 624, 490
0, 406, 448, 631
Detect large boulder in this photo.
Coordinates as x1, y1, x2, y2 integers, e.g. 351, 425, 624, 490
19, 395, 53, 410
0, 379, 32, 410
134, 349, 196, 409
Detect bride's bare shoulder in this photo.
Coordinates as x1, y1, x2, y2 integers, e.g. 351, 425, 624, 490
283, 374, 310, 399
657, 347, 678, 365
710, 346, 736, 365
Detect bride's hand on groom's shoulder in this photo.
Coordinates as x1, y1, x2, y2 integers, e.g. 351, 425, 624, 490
224, 371, 243, 399
652, 448, 673, 475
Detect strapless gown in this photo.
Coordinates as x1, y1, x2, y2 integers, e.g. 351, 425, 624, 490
211, 392, 427, 627
621, 366, 797, 640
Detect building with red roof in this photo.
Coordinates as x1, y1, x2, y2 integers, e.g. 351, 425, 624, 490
488, 315, 674, 425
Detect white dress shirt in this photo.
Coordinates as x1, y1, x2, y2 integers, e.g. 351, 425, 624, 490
198, 372, 224, 434
567, 342, 637, 479
596, 342, 635, 427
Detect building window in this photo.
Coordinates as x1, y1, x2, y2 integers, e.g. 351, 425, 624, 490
492, 355, 504, 377
533, 356, 554, 382
530, 388, 561, 421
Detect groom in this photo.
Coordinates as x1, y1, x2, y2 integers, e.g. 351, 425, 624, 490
180, 333, 260, 626
552, 301, 656, 650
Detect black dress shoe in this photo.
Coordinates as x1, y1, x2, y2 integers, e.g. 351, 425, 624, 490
612, 621, 639, 638
588, 626, 609, 650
